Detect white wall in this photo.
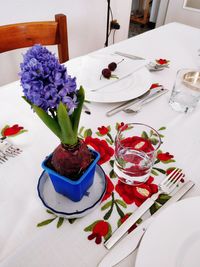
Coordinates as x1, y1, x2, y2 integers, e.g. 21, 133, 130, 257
165, 0, 200, 28
0, 0, 132, 86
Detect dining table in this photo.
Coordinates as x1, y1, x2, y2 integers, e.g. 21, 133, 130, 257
1, 22, 200, 267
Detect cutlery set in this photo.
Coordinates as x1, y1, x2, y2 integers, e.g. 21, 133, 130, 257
106, 86, 168, 116
98, 179, 195, 267
0, 138, 22, 163
104, 168, 184, 250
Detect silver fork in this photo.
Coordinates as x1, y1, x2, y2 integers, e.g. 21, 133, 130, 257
104, 168, 184, 249
0, 139, 22, 163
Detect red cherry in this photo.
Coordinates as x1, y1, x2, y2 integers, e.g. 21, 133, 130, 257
102, 68, 111, 79
108, 62, 117, 71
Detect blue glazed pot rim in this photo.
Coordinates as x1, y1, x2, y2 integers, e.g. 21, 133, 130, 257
42, 149, 100, 185
37, 164, 107, 217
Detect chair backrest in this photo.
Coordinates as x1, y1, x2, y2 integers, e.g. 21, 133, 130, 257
0, 14, 69, 63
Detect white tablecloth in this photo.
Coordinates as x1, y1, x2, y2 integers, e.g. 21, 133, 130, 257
1, 22, 200, 267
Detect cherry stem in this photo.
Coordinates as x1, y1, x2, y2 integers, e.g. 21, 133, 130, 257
117, 58, 125, 65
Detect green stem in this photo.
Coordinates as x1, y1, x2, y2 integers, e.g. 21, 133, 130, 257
107, 132, 114, 144
114, 201, 125, 218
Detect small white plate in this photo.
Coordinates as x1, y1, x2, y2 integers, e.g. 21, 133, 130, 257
135, 196, 200, 267
37, 165, 107, 219
66, 54, 151, 103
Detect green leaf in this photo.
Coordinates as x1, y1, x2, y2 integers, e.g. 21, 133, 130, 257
109, 169, 117, 178
158, 126, 166, 131
79, 126, 84, 136
32, 104, 61, 139
68, 218, 76, 224
37, 218, 56, 227
83, 128, 92, 138
152, 167, 166, 174
115, 199, 127, 208
150, 138, 159, 145
115, 203, 125, 218
101, 201, 112, 210
157, 194, 171, 205
105, 138, 113, 145
104, 207, 113, 220
109, 160, 114, 167
154, 159, 160, 164
1, 125, 9, 136
46, 209, 56, 215
71, 86, 85, 136
151, 169, 159, 176
57, 102, 76, 145
84, 221, 99, 232
141, 131, 149, 139
162, 159, 176, 164
57, 217, 64, 228
149, 202, 161, 215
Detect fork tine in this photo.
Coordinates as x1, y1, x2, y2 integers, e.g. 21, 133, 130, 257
163, 168, 179, 186
169, 172, 184, 187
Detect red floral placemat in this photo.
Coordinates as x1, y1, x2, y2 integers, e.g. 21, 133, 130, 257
37, 122, 181, 246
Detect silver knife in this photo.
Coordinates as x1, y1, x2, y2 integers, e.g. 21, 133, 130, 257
115, 51, 145, 60
106, 86, 164, 117
98, 180, 194, 267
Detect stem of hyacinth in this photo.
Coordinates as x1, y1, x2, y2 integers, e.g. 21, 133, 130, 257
56, 86, 85, 146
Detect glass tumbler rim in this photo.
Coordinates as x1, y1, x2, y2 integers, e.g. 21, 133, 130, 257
115, 122, 162, 153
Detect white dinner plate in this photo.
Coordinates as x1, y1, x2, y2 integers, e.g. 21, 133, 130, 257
66, 54, 152, 103
135, 196, 200, 267
37, 164, 107, 219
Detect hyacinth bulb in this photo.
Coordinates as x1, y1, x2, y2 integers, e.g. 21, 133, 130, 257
51, 140, 92, 179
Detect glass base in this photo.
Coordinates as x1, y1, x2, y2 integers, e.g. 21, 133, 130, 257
169, 99, 196, 113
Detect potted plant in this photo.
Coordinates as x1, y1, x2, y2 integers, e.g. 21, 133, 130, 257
20, 44, 100, 202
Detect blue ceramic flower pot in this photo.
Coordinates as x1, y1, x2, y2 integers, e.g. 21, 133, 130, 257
42, 149, 100, 202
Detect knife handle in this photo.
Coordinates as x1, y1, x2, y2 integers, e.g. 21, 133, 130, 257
104, 197, 155, 249
98, 225, 146, 267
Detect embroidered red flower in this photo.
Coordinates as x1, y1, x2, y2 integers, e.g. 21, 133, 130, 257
87, 220, 110, 244
115, 176, 158, 206
1, 124, 25, 137
117, 122, 128, 131
97, 126, 110, 135
157, 152, 174, 162
150, 83, 160, 89
85, 136, 114, 165
156, 59, 169, 65
102, 175, 114, 201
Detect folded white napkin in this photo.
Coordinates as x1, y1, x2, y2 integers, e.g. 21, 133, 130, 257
77, 54, 146, 92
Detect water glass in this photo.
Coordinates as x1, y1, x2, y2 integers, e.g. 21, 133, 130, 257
114, 123, 161, 186
169, 69, 200, 113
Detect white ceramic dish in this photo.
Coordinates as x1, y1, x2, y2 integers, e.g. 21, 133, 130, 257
66, 54, 151, 103
135, 196, 200, 267
37, 164, 107, 219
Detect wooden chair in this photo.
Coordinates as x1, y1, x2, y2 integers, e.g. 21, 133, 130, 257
0, 14, 69, 63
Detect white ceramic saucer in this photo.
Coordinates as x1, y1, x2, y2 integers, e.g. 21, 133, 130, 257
37, 165, 107, 219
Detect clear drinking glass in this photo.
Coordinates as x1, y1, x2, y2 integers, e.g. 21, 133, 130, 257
114, 123, 161, 186
169, 69, 200, 113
